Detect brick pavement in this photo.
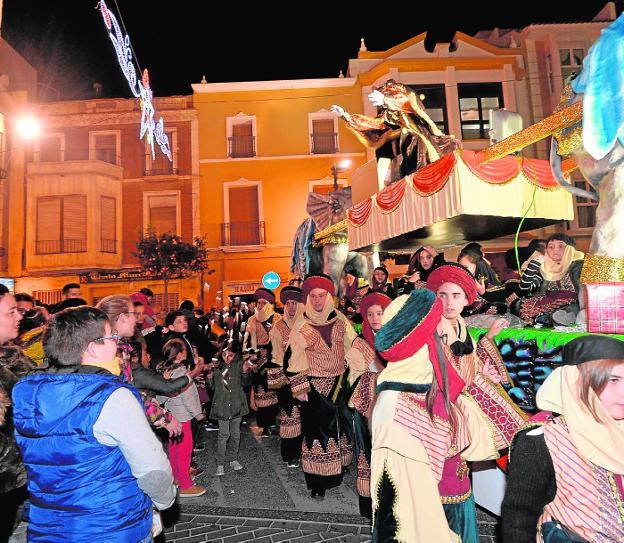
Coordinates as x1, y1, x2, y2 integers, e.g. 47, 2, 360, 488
159, 423, 500, 543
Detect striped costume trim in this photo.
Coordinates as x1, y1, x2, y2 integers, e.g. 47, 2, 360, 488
254, 387, 278, 408
468, 373, 527, 449
477, 336, 513, 386
300, 318, 348, 377
440, 489, 472, 505
357, 450, 371, 498
301, 438, 342, 477
267, 367, 288, 390
394, 392, 453, 482
311, 376, 335, 398
278, 405, 301, 439
351, 371, 377, 416
290, 371, 310, 397
540, 419, 624, 542
273, 319, 291, 353
250, 315, 271, 346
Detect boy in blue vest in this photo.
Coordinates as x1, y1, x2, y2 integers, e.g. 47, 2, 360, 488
13, 306, 176, 543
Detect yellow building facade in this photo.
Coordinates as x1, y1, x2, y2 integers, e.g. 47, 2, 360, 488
193, 80, 367, 306
193, 33, 531, 306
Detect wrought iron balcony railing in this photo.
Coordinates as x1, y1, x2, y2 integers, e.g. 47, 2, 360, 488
221, 221, 265, 246
310, 132, 338, 154
228, 135, 256, 158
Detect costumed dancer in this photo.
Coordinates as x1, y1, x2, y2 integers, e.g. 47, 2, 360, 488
370, 267, 396, 299
397, 246, 444, 296
268, 286, 305, 467
371, 289, 502, 542
344, 291, 392, 519
511, 233, 585, 326
245, 288, 281, 436
502, 335, 624, 542
426, 263, 527, 451
332, 80, 460, 183
457, 244, 507, 315
288, 273, 357, 499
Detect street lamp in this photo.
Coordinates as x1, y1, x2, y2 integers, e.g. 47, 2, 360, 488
330, 159, 352, 191
15, 117, 41, 140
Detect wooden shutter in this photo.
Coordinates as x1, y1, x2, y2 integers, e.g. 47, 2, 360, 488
149, 194, 177, 234
313, 119, 334, 134
63, 195, 87, 252
228, 185, 259, 245
232, 121, 252, 137
37, 197, 61, 253
312, 119, 336, 153
101, 196, 116, 252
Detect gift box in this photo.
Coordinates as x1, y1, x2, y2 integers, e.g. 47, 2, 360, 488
585, 282, 624, 334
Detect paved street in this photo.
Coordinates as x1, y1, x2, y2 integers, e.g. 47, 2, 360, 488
159, 422, 500, 543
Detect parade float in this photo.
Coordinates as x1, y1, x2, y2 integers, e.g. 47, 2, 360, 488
325, 13, 624, 413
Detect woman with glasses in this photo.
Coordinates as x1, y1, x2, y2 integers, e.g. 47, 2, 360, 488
96, 295, 189, 438
13, 306, 176, 542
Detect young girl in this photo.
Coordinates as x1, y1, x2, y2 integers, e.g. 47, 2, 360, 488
207, 341, 252, 476
157, 339, 206, 497
502, 335, 624, 542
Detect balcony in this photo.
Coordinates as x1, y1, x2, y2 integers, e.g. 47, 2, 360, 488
144, 149, 179, 176
221, 221, 265, 247
228, 135, 256, 158
310, 132, 338, 154
101, 238, 117, 253
36, 239, 87, 255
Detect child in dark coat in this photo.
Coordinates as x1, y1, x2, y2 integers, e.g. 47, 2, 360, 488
207, 342, 251, 476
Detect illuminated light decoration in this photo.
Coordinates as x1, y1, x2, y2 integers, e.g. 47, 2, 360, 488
98, 0, 172, 161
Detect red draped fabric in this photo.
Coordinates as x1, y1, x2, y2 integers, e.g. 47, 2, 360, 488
460, 149, 521, 184
376, 178, 407, 213
411, 152, 456, 196
521, 157, 560, 189
346, 151, 565, 228
347, 197, 373, 227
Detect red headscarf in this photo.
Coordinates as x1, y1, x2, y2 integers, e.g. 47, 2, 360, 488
302, 274, 335, 301
359, 292, 392, 348
426, 263, 477, 305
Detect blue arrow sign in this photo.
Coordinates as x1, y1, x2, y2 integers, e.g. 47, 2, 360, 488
262, 271, 281, 290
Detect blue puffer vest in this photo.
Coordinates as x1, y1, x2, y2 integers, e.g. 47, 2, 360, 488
13, 371, 152, 543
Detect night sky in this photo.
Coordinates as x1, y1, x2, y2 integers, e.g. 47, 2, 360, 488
2, 0, 618, 101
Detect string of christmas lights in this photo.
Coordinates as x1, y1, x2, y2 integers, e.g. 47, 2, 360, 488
98, 0, 172, 162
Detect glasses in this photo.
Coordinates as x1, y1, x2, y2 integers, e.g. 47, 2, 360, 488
92, 334, 120, 344
124, 311, 138, 316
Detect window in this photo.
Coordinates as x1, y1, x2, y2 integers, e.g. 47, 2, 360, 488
227, 115, 256, 158
409, 84, 448, 133
32, 290, 63, 306
145, 128, 177, 175
311, 118, 337, 154
144, 191, 180, 234
36, 195, 87, 254
153, 292, 179, 312
572, 174, 597, 229
458, 83, 504, 140
90, 132, 119, 165
223, 182, 264, 246
36, 134, 64, 162
560, 48, 584, 80
100, 196, 117, 253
